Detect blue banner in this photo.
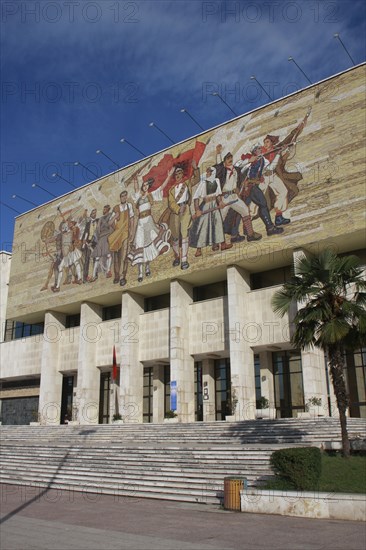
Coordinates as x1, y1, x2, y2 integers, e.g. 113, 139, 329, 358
170, 380, 177, 411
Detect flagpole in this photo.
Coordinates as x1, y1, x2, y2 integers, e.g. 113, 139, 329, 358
111, 345, 119, 422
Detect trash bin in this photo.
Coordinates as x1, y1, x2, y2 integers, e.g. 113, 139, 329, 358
223, 476, 247, 511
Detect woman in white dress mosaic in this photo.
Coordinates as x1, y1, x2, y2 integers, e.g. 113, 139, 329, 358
128, 173, 171, 282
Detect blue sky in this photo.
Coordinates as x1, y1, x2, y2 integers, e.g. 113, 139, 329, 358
1, 0, 365, 249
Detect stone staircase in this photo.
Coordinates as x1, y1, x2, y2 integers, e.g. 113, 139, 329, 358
1, 418, 365, 504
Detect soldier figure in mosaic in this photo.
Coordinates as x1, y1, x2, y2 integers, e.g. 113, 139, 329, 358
163, 164, 200, 270
81, 208, 98, 282
260, 108, 311, 224
90, 205, 114, 282
236, 145, 283, 236
50, 216, 83, 292
108, 190, 135, 287
214, 146, 262, 243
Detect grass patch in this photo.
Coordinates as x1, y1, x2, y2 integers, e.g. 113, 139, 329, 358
319, 454, 366, 494
263, 453, 366, 493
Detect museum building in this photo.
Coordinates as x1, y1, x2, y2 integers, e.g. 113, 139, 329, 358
0, 64, 365, 425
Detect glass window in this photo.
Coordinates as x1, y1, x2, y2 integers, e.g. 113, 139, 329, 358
144, 293, 170, 312
65, 314, 80, 328
102, 304, 121, 321
3, 320, 44, 341
193, 281, 227, 302
250, 265, 292, 290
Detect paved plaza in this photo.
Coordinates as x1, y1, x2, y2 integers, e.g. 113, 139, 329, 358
0, 484, 365, 550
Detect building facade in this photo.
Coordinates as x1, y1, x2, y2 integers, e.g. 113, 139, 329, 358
1, 65, 365, 425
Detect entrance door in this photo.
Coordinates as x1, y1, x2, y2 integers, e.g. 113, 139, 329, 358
194, 362, 203, 421
344, 348, 366, 418
273, 350, 304, 418
143, 367, 153, 423
214, 358, 231, 420
99, 372, 111, 424
61, 375, 74, 424
164, 367, 171, 416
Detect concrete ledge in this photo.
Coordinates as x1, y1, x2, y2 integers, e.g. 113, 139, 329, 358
241, 489, 366, 521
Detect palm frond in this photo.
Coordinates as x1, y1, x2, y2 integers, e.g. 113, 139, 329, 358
272, 250, 366, 354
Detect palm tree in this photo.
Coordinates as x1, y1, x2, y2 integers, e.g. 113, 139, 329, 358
271, 250, 366, 457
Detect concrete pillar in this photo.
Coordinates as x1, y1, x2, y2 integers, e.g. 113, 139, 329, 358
293, 249, 330, 417
0, 252, 11, 344
153, 364, 165, 423
227, 265, 255, 420
170, 279, 194, 423
76, 302, 103, 425
39, 311, 66, 425
120, 292, 144, 423
202, 358, 215, 421
301, 347, 330, 416
258, 351, 275, 409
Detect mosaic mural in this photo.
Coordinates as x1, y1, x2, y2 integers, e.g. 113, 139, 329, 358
7, 65, 366, 317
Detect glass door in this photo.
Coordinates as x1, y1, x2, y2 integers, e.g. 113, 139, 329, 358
99, 372, 110, 424
273, 350, 304, 417
61, 375, 74, 424
344, 348, 366, 418
214, 358, 231, 420
164, 367, 171, 417
143, 367, 153, 423
194, 362, 203, 421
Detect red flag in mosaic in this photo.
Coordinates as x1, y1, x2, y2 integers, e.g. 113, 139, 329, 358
144, 140, 206, 197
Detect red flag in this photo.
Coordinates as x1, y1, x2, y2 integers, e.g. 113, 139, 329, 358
144, 140, 206, 197
112, 345, 118, 382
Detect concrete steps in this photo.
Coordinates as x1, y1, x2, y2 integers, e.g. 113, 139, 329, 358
1, 419, 365, 505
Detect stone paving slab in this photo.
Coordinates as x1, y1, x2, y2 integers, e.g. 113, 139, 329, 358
1, 484, 365, 550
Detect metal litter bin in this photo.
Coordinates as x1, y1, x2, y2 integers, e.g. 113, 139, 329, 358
224, 476, 247, 511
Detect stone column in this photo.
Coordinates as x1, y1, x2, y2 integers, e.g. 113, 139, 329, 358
170, 279, 194, 423
76, 302, 103, 425
0, 252, 11, 344
258, 351, 275, 407
293, 249, 330, 417
301, 347, 331, 417
153, 364, 165, 423
202, 358, 216, 421
39, 311, 66, 425
227, 265, 255, 420
120, 292, 144, 424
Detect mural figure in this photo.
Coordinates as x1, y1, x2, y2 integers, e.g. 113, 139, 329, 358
128, 174, 171, 283
189, 166, 232, 257
40, 220, 62, 292
50, 216, 83, 292
238, 145, 283, 236
37, 108, 313, 296
108, 190, 135, 287
161, 164, 200, 270
81, 208, 98, 282
214, 146, 262, 242
90, 205, 113, 281
260, 108, 311, 223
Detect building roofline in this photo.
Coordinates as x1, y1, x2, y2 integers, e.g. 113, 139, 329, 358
13, 62, 366, 221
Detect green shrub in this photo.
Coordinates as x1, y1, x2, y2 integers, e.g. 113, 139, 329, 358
164, 410, 177, 418
270, 447, 322, 491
